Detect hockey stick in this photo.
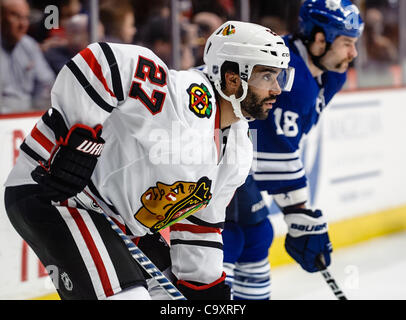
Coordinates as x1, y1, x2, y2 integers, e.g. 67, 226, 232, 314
315, 254, 347, 300
75, 190, 186, 300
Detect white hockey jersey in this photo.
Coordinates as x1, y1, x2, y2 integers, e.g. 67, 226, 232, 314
5, 42, 253, 284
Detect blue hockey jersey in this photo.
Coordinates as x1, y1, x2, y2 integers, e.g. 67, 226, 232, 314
250, 35, 346, 206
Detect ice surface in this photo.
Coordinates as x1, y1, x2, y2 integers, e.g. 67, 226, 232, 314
271, 232, 406, 300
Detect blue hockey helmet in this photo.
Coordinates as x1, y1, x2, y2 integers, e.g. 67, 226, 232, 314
299, 0, 364, 44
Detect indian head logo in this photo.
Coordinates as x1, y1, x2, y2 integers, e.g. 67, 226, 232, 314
134, 177, 212, 232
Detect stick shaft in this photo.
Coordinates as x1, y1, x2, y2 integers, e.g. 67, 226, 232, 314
316, 255, 347, 300
76, 191, 186, 300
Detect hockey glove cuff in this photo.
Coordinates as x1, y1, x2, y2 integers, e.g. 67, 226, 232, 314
135, 233, 171, 279
31, 124, 104, 202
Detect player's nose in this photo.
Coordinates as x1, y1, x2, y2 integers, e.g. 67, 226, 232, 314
350, 44, 358, 59
270, 82, 282, 96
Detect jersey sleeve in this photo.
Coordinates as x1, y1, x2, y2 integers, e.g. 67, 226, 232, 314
249, 51, 346, 208
248, 48, 315, 203
250, 92, 309, 207
19, 42, 132, 166
169, 208, 225, 284
51, 42, 125, 127
306, 71, 347, 130
323, 71, 347, 106
169, 184, 243, 284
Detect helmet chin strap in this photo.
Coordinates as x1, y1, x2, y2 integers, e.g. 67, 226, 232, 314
214, 80, 254, 122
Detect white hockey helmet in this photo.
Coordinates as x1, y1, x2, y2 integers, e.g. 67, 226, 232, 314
203, 21, 294, 120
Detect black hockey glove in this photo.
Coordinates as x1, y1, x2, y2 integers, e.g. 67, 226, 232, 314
31, 124, 105, 202
176, 272, 231, 300
136, 232, 171, 278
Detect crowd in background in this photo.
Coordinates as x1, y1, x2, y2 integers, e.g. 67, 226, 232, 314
0, 0, 403, 114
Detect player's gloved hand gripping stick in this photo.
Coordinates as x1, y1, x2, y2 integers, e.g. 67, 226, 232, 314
283, 208, 347, 300
31, 123, 185, 300
283, 208, 332, 272
31, 124, 105, 202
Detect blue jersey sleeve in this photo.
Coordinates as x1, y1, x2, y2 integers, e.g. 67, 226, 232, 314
250, 37, 347, 200
306, 71, 347, 131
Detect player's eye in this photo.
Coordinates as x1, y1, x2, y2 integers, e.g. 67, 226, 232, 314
263, 73, 275, 81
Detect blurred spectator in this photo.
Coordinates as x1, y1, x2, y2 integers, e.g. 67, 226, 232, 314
43, 14, 89, 74
251, 0, 301, 34
364, 8, 398, 64
0, 0, 55, 114
191, 0, 233, 20
99, 0, 136, 44
132, 0, 170, 41
192, 11, 224, 66
138, 16, 172, 67
180, 21, 198, 70
138, 15, 195, 70
259, 15, 288, 36
358, 7, 399, 87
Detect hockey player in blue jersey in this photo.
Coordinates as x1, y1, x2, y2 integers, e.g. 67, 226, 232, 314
222, 0, 364, 300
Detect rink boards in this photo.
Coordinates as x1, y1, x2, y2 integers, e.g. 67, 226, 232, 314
267, 87, 406, 266
0, 88, 405, 299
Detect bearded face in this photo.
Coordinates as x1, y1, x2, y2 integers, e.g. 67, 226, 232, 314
238, 65, 285, 120
319, 36, 358, 73
240, 86, 278, 120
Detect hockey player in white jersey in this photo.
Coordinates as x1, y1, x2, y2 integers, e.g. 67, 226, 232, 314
4, 21, 294, 300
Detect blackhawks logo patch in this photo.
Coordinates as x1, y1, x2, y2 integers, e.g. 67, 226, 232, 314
134, 177, 212, 233
187, 83, 213, 119
222, 24, 235, 36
